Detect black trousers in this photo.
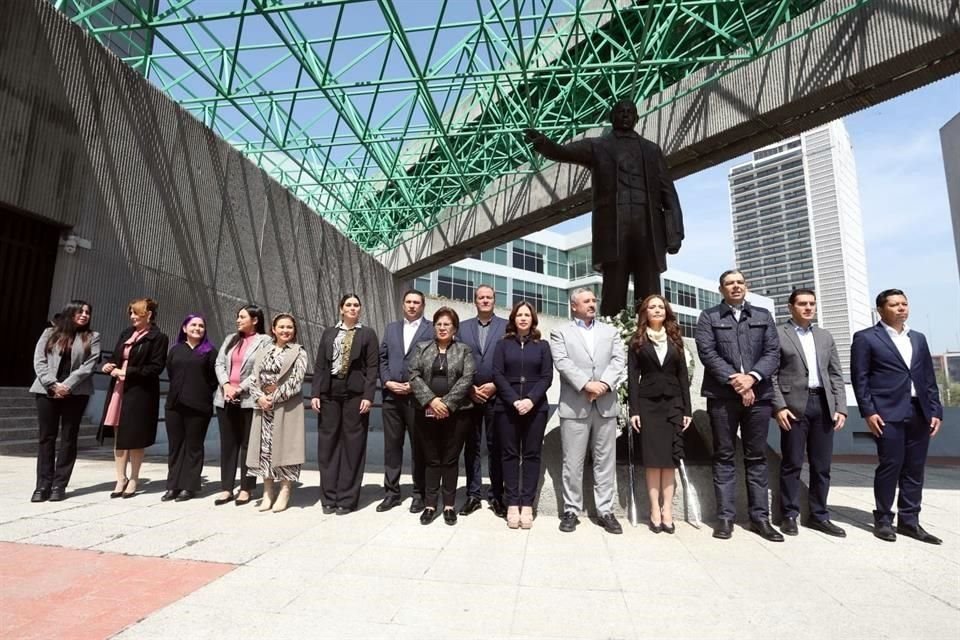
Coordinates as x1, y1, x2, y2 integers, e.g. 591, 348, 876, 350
381, 396, 424, 498
35, 394, 88, 490
216, 404, 256, 492
779, 391, 834, 521
599, 251, 661, 317
419, 412, 469, 508
708, 398, 772, 522
873, 399, 930, 527
165, 404, 211, 492
497, 409, 547, 507
318, 385, 369, 510
463, 403, 503, 501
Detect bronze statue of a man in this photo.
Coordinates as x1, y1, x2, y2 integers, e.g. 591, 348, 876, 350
524, 99, 684, 317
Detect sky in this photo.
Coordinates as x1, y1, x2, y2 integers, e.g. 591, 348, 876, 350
551, 74, 960, 354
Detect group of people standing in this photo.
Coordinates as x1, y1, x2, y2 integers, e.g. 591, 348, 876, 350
28, 272, 944, 545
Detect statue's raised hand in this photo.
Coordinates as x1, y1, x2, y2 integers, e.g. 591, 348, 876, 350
523, 128, 544, 144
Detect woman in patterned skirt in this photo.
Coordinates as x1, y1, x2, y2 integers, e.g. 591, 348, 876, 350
245, 314, 307, 513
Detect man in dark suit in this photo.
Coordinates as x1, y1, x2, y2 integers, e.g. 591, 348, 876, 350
457, 285, 509, 517
377, 290, 434, 513
695, 269, 782, 542
851, 289, 944, 544
771, 289, 847, 538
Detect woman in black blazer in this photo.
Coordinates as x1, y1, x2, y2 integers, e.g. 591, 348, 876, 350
310, 294, 379, 515
492, 301, 553, 529
162, 314, 218, 502
627, 294, 692, 533
99, 298, 169, 499
30, 300, 101, 502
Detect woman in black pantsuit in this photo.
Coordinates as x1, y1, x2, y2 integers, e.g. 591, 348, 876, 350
493, 301, 553, 530
627, 294, 692, 534
310, 294, 379, 515
30, 300, 101, 502
162, 314, 218, 502
409, 307, 476, 526
99, 298, 168, 499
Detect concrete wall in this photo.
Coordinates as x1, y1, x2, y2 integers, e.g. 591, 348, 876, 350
0, 0, 403, 359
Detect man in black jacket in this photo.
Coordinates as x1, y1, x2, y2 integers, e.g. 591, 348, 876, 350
695, 270, 782, 542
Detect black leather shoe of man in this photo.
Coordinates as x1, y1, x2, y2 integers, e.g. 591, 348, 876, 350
175, 490, 195, 502
458, 496, 482, 516
713, 519, 733, 539
558, 511, 579, 533
335, 506, 352, 516
31, 488, 50, 503
873, 523, 896, 542
420, 508, 437, 525
160, 490, 178, 502
321, 505, 336, 514
750, 520, 784, 542
807, 519, 846, 538
781, 517, 799, 536
443, 509, 458, 526
598, 513, 623, 535
49, 487, 66, 502
409, 496, 425, 514
896, 523, 942, 545
489, 498, 508, 518
376, 495, 402, 512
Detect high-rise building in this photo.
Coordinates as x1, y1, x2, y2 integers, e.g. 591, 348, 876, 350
413, 228, 775, 337
729, 120, 872, 377
940, 112, 960, 282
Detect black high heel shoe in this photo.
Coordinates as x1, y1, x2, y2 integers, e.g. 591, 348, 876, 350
110, 479, 128, 499
648, 521, 662, 534
661, 521, 676, 534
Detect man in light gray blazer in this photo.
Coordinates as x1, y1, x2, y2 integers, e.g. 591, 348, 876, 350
550, 288, 627, 534
771, 288, 848, 538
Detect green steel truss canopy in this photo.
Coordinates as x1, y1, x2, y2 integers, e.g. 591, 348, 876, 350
54, 0, 871, 254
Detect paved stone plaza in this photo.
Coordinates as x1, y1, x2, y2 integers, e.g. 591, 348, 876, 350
1, 454, 958, 639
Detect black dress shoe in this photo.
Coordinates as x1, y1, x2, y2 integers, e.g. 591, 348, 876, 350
321, 505, 336, 514
161, 490, 179, 502
896, 523, 942, 545
234, 492, 252, 506
489, 498, 508, 519
713, 519, 733, 539
661, 522, 675, 535
376, 495, 402, 512
874, 523, 897, 542
443, 509, 458, 526
598, 513, 623, 535
175, 490, 195, 502
458, 496, 482, 516
781, 517, 799, 536
409, 496, 425, 514
109, 480, 128, 499
420, 508, 437, 525
214, 493, 235, 506
807, 519, 846, 538
31, 488, 50, 503
750, 520, 785, 542
648, 521, 662, 534
558, 511, 579, 533
335, 506, 352, 516
48, 487, 66, 502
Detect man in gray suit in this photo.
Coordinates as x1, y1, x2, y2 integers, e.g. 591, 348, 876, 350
772, 289, 848, 538
550, 288, 627, 534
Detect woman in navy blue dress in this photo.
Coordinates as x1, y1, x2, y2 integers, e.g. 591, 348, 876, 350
493, 301, 553, 529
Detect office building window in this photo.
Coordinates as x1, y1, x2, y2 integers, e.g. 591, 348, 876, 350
678, 313, 698, 338
437, 267, 506, 303
480, 246, 508, 266
414, 277, 431, 294
664, 279, 697, 308
513, 279, 568, 317
512, 240, 544, 273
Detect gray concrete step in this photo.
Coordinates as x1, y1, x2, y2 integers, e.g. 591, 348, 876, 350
0, 407, 37, 418
0, 434, 100, 455
0, 397, 35, 410
0, 387, 32, 400
0, 422, 97, 442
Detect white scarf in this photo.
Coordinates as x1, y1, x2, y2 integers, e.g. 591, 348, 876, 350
646, 326, 668, 365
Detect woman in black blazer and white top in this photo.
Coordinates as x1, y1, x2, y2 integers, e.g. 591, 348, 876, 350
30, 300, 100, 502
213, 304, 272, 506
310, 294, 379, 515
162, 314, 218, 502
627, 295, 692, 533
99, 298, 169, 499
